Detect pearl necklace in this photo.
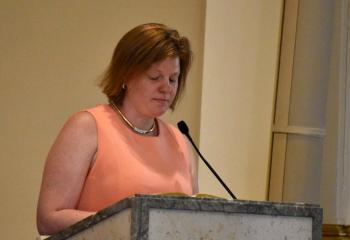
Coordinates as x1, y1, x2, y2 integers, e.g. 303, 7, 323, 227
109, 100, 156, 135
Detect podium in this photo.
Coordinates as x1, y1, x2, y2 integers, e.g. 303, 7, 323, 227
45, 195, 322, 240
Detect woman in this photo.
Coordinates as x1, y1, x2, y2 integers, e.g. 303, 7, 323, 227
36, 23, 198, 235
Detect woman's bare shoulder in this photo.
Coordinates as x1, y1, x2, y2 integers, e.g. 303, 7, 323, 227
54, 111, 96, 141
64, 111, 96, 132
48, 111, 98, 162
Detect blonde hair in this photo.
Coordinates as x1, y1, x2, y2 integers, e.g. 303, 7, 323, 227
99, 23, 192, 109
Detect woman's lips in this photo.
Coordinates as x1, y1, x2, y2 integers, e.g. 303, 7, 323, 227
153, 98, 170, 106
153, 98, 169, 102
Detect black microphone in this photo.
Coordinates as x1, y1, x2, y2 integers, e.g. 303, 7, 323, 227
177, 120, 237, 200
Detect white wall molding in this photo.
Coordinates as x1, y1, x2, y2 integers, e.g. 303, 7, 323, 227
272, 125, 325, 138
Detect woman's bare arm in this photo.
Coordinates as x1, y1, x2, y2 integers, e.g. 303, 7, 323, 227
37, 111, 97, 235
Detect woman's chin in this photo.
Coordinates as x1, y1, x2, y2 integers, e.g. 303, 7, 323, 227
151, 107, 169, 117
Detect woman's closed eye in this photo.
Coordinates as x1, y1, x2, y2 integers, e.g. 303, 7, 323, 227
169, 78, 178, 84
148, 75, 161, 81
148, 74, 178, 84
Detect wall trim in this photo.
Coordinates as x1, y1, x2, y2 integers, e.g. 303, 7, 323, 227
272, 125, 326, 137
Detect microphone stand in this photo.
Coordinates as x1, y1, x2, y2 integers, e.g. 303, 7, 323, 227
178, 121, 237, 200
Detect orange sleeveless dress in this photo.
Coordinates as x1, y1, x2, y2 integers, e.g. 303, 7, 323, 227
77, 104, 194, 211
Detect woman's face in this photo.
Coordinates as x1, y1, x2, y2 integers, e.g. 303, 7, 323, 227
123, 56, 180, 118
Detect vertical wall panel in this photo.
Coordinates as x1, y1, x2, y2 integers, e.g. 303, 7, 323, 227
199, 0, 283, 200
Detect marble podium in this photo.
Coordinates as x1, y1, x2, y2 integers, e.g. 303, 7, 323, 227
44, 194, 322, 240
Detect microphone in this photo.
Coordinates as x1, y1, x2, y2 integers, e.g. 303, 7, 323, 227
177, 121, 237, 200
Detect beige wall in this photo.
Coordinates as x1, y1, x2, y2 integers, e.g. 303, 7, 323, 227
1, 0, 285, 238
199, 0, 283, 200
0, 1, 205, 239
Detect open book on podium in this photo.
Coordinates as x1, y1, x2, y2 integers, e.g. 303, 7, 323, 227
42, 193, 322, 240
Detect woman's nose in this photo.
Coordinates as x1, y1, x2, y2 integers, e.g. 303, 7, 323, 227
159, 78, 172, 92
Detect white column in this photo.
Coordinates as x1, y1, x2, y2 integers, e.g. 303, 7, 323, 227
321, 0, 350, 225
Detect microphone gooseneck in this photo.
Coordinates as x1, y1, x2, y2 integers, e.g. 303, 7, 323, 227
177, 121, 237, 200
